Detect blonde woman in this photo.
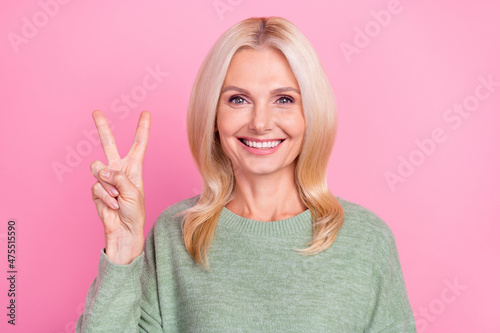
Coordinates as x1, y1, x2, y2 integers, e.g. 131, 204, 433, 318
77, 16, 416, 332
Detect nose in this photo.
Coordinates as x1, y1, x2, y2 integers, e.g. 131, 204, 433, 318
249, 101, 272, 133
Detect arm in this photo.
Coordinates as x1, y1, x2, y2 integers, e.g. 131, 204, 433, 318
76, 110, 162, 332
76, 229, 162, 332
76, 249, 144, 332
364, 226, 416, 333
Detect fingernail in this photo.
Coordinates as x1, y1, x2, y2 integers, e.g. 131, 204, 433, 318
100, 170, 110, 178
110, 187, 119, 196
112, 201, 119, 209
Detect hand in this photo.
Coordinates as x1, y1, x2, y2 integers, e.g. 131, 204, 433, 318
90, 110, 151, 264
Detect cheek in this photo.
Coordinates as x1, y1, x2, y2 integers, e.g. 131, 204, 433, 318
281, 114, 305, 138
217, 114, 249, 141
216, 132, 235, 161
216, 114, 239, 150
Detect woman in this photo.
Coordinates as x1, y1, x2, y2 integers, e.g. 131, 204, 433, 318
77, 16, 416, 332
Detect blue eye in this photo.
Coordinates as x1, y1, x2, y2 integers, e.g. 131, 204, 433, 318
228, 95, 294, 105
229, 96, 247, 104
276, 96, 294, 104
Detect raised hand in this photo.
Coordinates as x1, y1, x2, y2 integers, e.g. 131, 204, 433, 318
90, 110, 151, 265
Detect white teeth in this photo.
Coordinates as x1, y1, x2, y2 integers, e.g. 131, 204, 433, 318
242, 139, 282, 149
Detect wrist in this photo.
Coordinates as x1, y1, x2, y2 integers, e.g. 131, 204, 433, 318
104, 233, 144, 265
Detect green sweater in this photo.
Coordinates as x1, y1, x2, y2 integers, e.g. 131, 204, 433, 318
76, 195, 416, 332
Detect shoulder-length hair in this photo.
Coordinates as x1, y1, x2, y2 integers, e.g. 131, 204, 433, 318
176, 16, 344, 270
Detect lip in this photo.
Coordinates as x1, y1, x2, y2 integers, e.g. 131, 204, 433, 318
237, 138, 285, 155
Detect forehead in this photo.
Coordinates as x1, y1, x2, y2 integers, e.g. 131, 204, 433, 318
223, 48, 299, 89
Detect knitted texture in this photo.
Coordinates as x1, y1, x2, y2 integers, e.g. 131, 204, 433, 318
76, 195, 416, 332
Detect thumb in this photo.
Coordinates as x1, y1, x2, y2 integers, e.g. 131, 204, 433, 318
98, 168, 138, 198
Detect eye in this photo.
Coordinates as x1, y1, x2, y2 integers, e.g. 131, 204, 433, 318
228, 95, 248, 105
276, 96, 294, 104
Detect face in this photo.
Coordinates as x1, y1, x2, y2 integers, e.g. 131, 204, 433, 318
216, 47, 305, 179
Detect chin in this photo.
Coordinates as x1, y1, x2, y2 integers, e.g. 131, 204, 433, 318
240, 166, 284, 177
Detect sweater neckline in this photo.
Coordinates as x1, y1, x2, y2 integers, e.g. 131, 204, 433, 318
218, 206, 313, 236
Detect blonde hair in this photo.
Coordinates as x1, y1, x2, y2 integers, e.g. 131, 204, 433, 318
176, 16, 344, 270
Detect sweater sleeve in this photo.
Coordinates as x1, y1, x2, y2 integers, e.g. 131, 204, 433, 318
364, 225, 416, 333
75, 231, 163, 332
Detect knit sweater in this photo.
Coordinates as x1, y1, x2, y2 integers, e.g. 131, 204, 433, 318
76, 194, 416, 332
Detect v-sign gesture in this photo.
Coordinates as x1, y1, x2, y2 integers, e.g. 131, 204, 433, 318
90, 110, 151, 265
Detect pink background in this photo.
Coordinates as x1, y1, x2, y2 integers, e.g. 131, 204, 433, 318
1, 1, 499, 332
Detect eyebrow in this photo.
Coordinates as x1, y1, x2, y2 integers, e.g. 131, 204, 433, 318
221, 85, 301, 95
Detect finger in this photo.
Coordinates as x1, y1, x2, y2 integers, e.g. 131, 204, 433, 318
92, 110, 121, 163
92, 193, 114, 218
91, 182, 119, 210
90, 160, 120, 198
126, 111, 151, 163
92, 196, 108, 222
98, 168, 138, 199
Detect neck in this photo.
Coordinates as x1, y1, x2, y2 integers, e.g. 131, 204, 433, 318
226, 163, 307, 222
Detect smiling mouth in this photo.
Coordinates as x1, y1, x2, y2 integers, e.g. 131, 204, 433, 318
238, 138, 285, 149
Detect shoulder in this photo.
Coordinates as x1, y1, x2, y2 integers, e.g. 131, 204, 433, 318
158, 194, 201, 220
334, 195, 397, 249
150, 194, 201, 235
